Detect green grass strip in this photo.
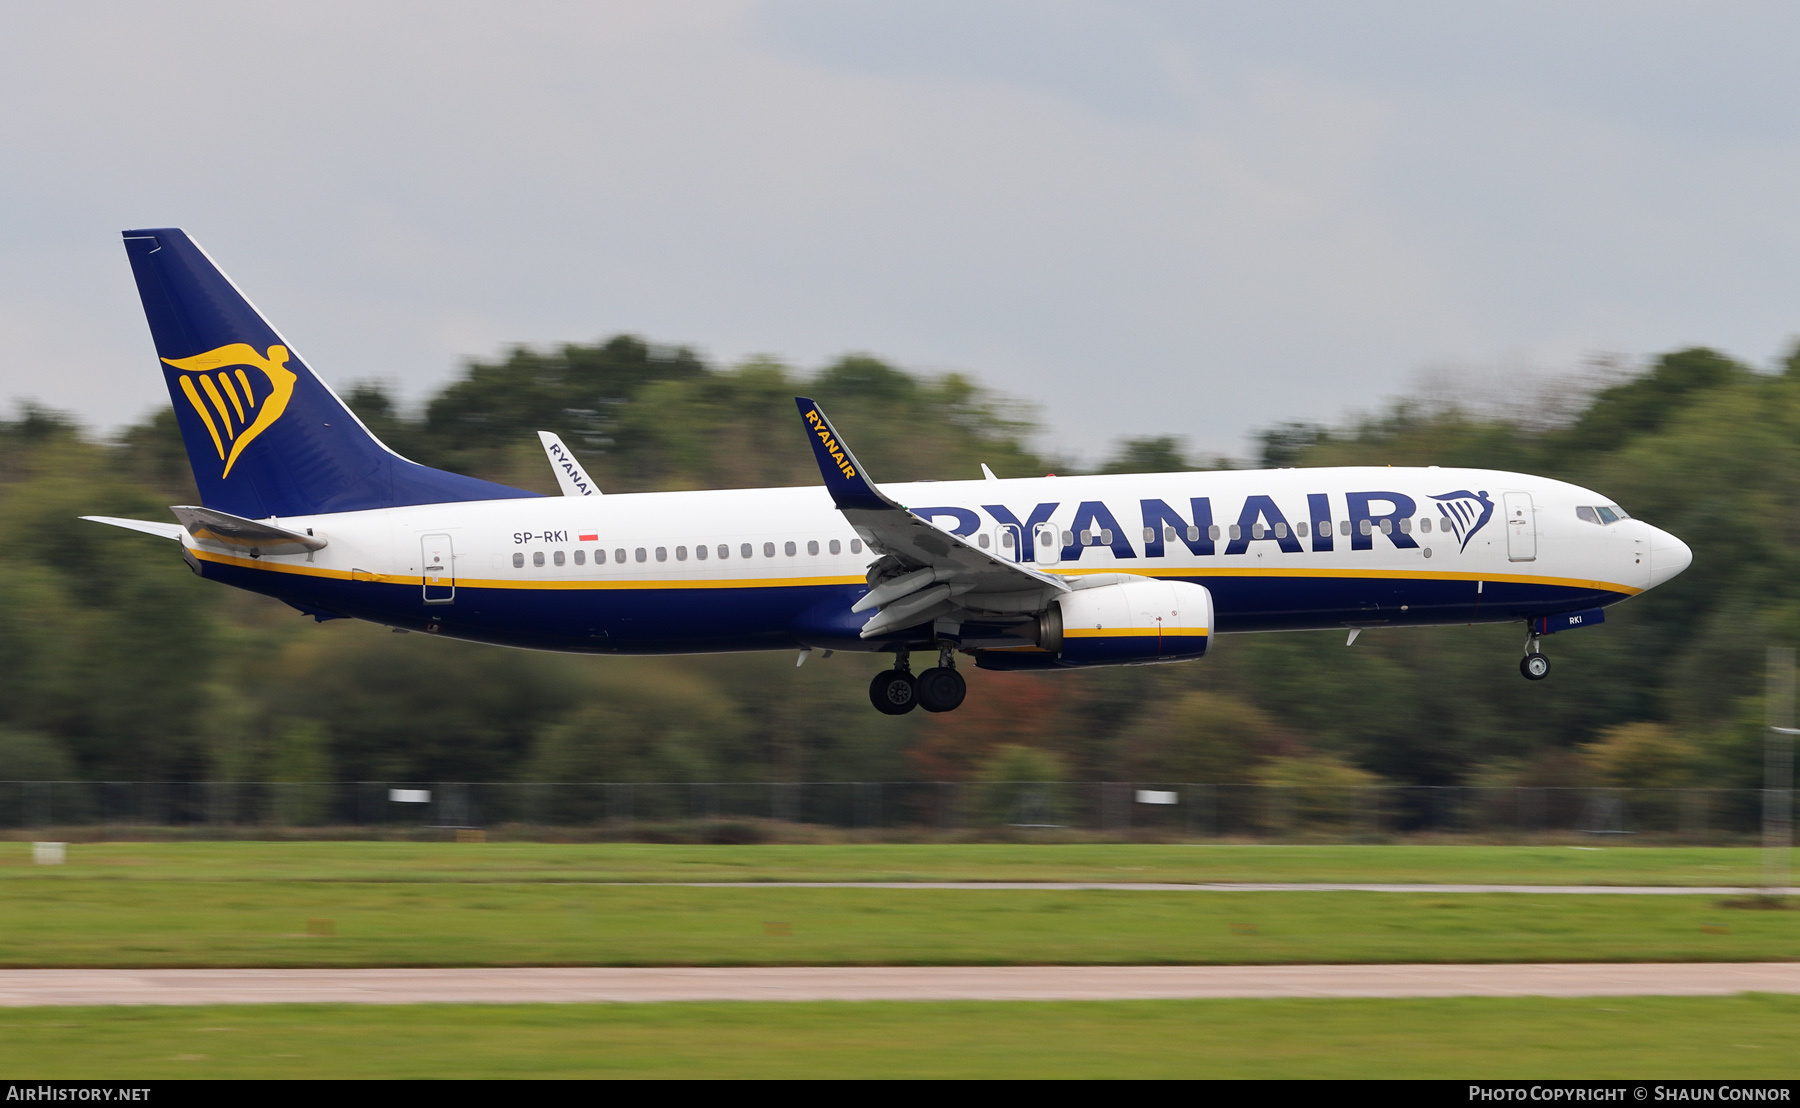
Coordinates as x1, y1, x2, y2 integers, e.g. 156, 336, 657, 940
1, 995, 1797, 1078
2, 841, 1789, 886
2, 885, 1796, 967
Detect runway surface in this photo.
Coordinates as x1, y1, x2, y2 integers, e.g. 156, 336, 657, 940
2, 964, 1797, 1006
633, 882, 1797, 895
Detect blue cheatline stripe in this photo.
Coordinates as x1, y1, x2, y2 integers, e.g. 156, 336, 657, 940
192, 551, 1632, 653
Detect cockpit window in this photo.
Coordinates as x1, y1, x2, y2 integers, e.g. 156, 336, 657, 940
1577, 505, 1630, 525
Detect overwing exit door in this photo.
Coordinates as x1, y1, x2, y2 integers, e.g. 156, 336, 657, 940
1503, 493, 1536, 562
422, 533, 455, 604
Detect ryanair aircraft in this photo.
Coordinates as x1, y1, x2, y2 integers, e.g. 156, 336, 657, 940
87, 229, 1693, 714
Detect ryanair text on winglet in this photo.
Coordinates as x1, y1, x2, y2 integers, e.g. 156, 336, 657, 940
805, 409, 856, 479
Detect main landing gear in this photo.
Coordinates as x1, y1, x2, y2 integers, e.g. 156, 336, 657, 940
1519, 632, 1551, 681
869, 644, 967, 714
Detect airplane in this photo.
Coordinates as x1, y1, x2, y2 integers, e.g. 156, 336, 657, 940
84, 229, 1694, 715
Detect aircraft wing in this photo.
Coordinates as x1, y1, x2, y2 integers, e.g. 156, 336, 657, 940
795, 397, 1066, 639
537, 431, 601, 497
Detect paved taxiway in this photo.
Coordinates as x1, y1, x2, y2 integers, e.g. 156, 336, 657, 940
2, 964, 1797, 1006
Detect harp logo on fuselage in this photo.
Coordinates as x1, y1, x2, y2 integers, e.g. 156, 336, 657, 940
162, 343, 298, 478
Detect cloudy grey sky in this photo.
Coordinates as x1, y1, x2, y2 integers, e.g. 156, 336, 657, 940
3, 1, 1798, 461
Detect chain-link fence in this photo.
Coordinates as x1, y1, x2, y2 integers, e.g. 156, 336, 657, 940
0, 780, 1787, 839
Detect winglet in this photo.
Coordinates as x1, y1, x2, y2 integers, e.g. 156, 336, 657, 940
795, 397, 894, 511
537, 431, 601, 497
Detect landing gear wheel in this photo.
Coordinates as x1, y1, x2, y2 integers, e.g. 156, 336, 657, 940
1520, 653, 1551, 681
869, 669, 919, 714
916, 667, 967, 713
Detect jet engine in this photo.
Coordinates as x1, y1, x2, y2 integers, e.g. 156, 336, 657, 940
1027, 577, 1214, 666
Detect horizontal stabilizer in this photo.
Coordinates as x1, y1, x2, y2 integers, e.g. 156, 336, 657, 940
80, 516, 186, 541
170, 505, 327, 556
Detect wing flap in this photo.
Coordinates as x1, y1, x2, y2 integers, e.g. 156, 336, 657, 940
794, 397, 1065, 639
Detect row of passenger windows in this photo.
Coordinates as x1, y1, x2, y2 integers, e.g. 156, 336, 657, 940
512, 538, 866, 569
989, 516, 1450, 549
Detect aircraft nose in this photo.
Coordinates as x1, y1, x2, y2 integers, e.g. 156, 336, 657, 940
1647, 526, 1692, 588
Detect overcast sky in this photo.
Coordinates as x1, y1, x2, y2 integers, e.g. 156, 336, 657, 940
3, 1, 1798, 462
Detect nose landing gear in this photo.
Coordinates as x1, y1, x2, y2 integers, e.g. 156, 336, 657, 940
1519, 632, 1551, 681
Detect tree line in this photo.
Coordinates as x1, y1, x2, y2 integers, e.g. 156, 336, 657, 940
0, 337, 1793, 795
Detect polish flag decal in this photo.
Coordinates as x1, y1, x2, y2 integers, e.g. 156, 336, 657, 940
579, 533, 598, 542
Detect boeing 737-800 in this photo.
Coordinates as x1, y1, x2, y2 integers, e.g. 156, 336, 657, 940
84, 229, 1693, 714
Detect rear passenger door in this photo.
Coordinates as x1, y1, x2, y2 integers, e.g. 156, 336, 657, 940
422, 533, 455, 604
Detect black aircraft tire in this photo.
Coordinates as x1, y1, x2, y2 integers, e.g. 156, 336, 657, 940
1520, 653, 1551, 681
916, 667, 967, 713
870, 669, 919, 714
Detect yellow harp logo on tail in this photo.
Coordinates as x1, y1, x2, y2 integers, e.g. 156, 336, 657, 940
161, 344, 298, 478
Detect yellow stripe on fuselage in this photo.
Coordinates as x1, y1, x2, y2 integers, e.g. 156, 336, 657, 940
188, 548, 1639, 597
1050, 564, 1643, 597
1061, 627, 1209, 638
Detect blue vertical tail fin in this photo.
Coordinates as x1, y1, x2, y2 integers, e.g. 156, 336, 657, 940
122, 228, 536, 518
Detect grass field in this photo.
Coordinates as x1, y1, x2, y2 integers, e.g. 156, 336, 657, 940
2, 840, 1789, 886
3, 880, 1797, 967
1, 995, 1797, 1078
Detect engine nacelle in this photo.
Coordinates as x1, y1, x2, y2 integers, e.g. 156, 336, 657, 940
1036, 578, 1214, 665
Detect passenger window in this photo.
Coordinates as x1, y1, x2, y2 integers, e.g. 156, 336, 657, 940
553, 550, 566, 566
1251, 523, 1264, 539
1228, 524, 1242, 540
830, 539, 842, 554
1359, 520, 1372, 536
1340, 520, 1351, 536
1061, 530, 1074, 547
1208, 525, 1221, 540
718, 544, 730, 560
1596, 506, 1620, 524
785, 541, 797, 556
1274, 522, 1289, 539
635, 547, 647, 563
1297, 522, 1309, 538
533, 551, 545, 567
656, 547, 668, 562
1576, 506, 1600, 524
740, 544, 752, 558
1080, 531, 1093, 546
1398, 518, 1411, 534
512, 552, 524, 568
1419, 518, 1432, 533
1317, 520, 1329, 535
1001, 531, 1014, 548
977, 534, 989, 548
1379, 519, 1392, 535
851, 539, 863, 554
1101, 529, 1113, 544
807, 540, 819, 555
1165, 526, 1177, 541
1186, 525, 1200, 542
1142, 527, 1155, 542
596, 549, 607, 564
695, 544, 707, 561
616, 548, 626, 564
676, 546, 688, 561
573, 549, 585, 565
764, 542, 776, 557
